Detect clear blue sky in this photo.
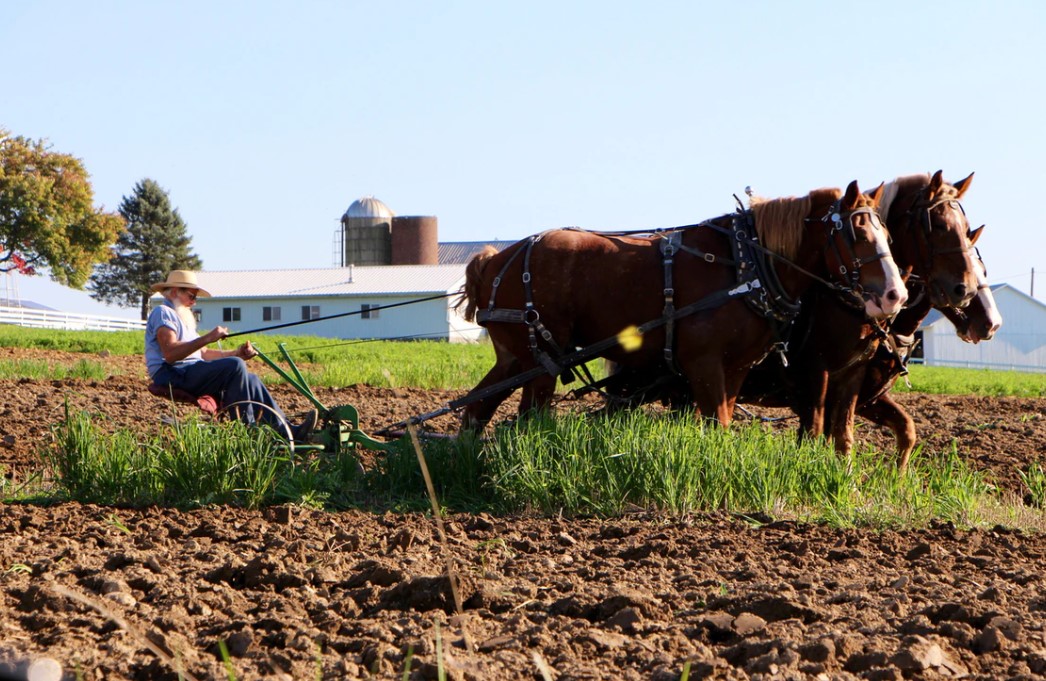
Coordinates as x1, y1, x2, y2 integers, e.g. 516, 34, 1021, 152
4, 1, 1045, 317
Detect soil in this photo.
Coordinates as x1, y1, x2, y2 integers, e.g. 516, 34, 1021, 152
1, 347, 1045, 680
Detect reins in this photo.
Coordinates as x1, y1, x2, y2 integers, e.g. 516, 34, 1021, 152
223, 291, 457, 339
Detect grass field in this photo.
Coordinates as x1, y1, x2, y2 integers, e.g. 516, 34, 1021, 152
1, 325, 1045, 395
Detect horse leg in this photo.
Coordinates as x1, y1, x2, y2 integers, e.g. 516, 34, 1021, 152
460, 354, 522, 431
826, 370, 865, 456
828, 392, 860, 456
857, 394, 917, 472
683, 360, 732, 426
518, 373, 558, 417
796, 370, 829, 443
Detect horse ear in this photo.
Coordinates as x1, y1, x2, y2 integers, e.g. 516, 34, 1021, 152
969, 224, 984, 245
867, 182, 885, 207
953, 172, 974, 199
841, 180, 861, 209
928, 170, 945, 198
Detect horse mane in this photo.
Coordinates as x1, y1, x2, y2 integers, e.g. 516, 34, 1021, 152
455, 245, 499, 322
879, 172, 963, 221
749, 187, 842, 260
878, 173, 928, 221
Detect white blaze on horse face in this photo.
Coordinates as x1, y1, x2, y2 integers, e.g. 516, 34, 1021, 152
961, 256, 1002, 343
862, 213, 907, 319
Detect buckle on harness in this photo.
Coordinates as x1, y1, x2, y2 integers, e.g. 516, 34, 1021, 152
704, 253, 716, 263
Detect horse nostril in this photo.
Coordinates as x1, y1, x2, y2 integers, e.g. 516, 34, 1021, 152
953, 284, 968, 299
885, 289, 900, 303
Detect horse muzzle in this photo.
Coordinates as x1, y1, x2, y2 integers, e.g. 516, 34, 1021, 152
864, 285, 907, 320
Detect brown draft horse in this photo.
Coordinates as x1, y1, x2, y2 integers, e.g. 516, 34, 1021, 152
457, 181, 906, 431
738, 171, 982, 461
854, 236, 1001, 469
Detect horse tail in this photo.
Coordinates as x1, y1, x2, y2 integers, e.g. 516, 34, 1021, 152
455, 245, 499, 322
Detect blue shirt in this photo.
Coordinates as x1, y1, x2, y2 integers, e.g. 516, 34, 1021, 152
145, 300, 203, 379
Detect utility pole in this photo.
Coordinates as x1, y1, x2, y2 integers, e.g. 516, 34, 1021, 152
1032, 267, 1036, 298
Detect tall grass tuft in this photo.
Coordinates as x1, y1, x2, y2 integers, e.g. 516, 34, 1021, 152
43, 409, 287, 508
477, 411, 994, 526
39, 407, 1013, 529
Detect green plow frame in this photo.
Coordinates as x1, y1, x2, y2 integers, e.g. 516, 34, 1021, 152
253, 343, 393, 453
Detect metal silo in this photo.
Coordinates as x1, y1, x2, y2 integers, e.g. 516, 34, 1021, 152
341, 196, 394, 266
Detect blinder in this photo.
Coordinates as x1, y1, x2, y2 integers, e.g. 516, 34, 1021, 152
822, 202, 892, 296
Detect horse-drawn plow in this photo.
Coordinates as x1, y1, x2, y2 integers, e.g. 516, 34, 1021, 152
202, 172, 1001, 474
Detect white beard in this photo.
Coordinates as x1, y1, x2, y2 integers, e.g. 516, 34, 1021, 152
172, 300, 198, 337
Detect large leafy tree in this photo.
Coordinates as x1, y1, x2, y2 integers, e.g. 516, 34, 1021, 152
90, 179, 202, 319
0, 129, 124, 287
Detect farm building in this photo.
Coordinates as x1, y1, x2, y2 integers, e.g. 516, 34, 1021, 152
189, 265, 482, 342
184, 196, 506, 342
918, 284, 1046, 372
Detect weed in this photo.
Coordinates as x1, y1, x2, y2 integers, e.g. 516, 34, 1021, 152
1018, 463, 1046, 508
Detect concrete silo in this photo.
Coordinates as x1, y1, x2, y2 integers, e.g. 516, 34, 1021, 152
340, 196, 394, 266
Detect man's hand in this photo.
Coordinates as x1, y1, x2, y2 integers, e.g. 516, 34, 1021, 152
204, 325, 229, 344
236, 341, 258, 360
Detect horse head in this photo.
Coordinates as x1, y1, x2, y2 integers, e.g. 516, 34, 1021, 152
823, 180, 908, 319
880, 171, 980, 310
945, 226, 1002, 343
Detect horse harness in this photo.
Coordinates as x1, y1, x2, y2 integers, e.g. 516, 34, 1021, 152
476, 199, 879, 382
904, 190, 977, 297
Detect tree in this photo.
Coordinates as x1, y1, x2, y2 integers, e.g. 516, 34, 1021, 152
0, 129, 124, 287
90, 179, 202, 320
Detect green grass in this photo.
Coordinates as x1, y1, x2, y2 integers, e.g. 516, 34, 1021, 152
31, 406, 1037, 531
2, 325, 1043, 395
0, 358, 112, 380
0, 325, 145, 354
898, 364, 1046, 397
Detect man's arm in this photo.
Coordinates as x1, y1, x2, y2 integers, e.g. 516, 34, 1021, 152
200, 341, 257, 362
156, 325, 228, 364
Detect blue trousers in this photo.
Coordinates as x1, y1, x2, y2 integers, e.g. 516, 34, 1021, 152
152, 358, 289, 429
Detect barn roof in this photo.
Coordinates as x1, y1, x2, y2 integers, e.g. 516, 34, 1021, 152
192, 264, 466, 299
437, 240, 516, 265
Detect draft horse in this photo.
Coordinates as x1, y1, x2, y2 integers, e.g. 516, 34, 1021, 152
740, 170, 983, 462
457, 181, 906, 431
854, 231, 1000, 469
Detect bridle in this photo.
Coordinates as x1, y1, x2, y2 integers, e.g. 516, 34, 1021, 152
817, 201, 894, 304
903, 190, 976, 299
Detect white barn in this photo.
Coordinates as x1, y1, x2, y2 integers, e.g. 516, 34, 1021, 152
919, 284, 1046, 372
188, 265, 485, 343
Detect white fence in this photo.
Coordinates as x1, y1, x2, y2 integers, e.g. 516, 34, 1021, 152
0, 305, 145, 332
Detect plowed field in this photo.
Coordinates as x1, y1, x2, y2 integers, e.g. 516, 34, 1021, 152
1, 348, 1044, 680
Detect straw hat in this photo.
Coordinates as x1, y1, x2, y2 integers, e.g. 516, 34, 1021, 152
150, 270, 212, 297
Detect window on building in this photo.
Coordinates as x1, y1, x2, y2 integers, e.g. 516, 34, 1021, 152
301, 305, 320, 321
361, 303, 379, 320
263, 306, 282, 322
222, 307, 241, 322
193, 310, 202, 324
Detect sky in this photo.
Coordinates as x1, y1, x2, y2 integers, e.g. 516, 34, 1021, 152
3, 1, 1045, 318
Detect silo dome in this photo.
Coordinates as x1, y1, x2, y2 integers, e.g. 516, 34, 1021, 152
344, 196, 395, 220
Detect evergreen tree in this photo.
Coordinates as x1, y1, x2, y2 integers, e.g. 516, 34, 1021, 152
89, 179, 201, 320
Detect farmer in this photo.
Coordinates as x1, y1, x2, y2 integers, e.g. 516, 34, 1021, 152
144, 270, 317, 440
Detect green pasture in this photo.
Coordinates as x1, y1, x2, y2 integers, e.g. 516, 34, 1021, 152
897, 364, 1046, 398
1, 324, 1045, 395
